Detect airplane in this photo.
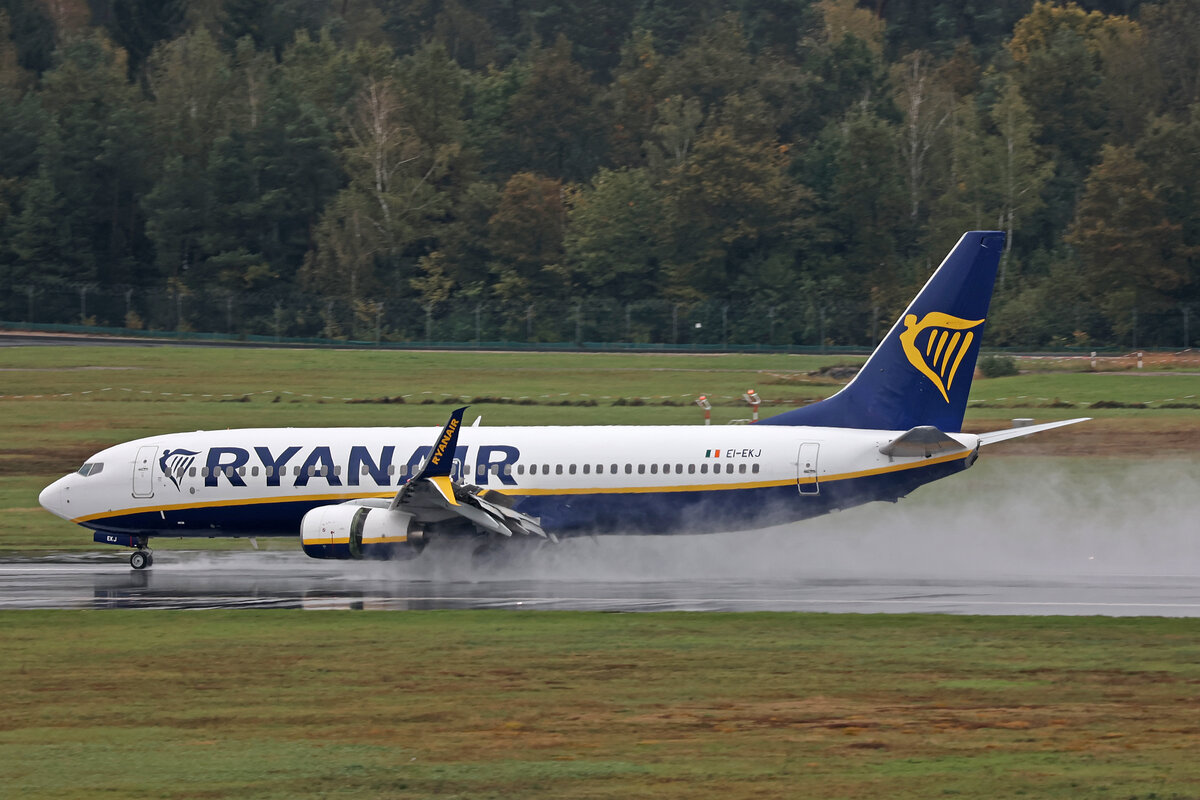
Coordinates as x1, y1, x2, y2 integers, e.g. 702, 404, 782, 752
39, 231, 1087, 569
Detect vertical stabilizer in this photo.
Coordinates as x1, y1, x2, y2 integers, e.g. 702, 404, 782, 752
761, 231, 1005, 432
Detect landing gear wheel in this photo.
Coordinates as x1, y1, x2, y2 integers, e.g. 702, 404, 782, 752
130, 550, 151, 570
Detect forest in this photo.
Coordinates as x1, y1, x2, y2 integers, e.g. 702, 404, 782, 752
0, 0, 1197, 348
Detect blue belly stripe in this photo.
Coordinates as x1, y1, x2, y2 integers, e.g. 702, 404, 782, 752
83, 458, 968, 539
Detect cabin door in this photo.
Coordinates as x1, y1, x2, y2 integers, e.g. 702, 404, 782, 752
797, 442, 820, 495
132, 445, 158, 498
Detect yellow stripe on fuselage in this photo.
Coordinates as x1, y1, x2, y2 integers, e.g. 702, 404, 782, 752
75, 449, 971, 524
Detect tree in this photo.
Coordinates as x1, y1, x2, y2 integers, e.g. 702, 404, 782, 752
646, 94, 703, 172
1094, 16, 1161, 146
826, 106, 906, 284
506, 35, 604, 181
301, 73, 443, 303
145, 27, 236, 163
990, 80, 1054, 284
1067, 145, 1189, 338
1136, 108, 1200, 310
35, 32, 151, 293
893, 50, 954, 222
99, 0, 188, 77
655, 13, 757, 116
606, 29, 665, 168
661, 124, 801, 301
487, 172, 566, 310
564, 167, 664, 303
1142, 0, 1200, 111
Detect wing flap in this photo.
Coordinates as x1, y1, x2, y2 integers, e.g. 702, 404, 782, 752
386, 406, 548, 539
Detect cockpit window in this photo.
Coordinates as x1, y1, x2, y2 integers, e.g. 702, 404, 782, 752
77, 462, 104, 477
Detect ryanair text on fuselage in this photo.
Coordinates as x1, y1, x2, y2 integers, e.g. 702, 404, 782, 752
175, 443, 765, 490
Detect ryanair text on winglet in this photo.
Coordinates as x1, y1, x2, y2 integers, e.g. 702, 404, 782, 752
430, 416, 459, 468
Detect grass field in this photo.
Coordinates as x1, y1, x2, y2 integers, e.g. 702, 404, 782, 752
2, 611, 1199, 799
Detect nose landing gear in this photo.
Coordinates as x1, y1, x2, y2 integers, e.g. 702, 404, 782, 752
92, 532, 155, 569
129, 535, 153, 570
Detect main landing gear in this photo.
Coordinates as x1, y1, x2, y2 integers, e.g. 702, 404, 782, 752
130, 536, 153, 570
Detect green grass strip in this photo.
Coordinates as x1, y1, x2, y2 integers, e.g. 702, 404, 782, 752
2, 610, 1199, 799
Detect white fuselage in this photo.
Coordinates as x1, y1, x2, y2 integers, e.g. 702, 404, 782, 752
39, 424, 979, 539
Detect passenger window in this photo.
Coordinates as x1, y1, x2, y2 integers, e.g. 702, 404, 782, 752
688, 464, 695, 474
293, 466, 301, 476
387, 464, 396, 476
738, 464, 746, 474
503, 464, 513, 475
752, 464, 760, 474
637, 464, 645, 474
265, 466, 273, 478
650, 464, 658, 474
700, 464, 708, 474
477, 464, 485, 476
569, 464, 576, 475
201, 466, 209, 477
676, 464, 683, 473
556, 465, 563, 475
582, 464, 590, 475
625, 464, 632, 474
189, 467, 197, 477
398, 465, 407, 476
334, 466, 342, 476
597, 465, 603, 474
252, 466, 260, 477
611, 464, 618, 474
362, 465, 369, 476
238, 466, 246, 476
517, 464, 525, 475
726, 463, 735, 474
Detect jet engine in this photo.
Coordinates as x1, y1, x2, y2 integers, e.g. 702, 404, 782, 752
300, 504, 426, 560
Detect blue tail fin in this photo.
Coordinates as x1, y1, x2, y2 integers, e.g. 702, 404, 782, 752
761, 231, 1005, 432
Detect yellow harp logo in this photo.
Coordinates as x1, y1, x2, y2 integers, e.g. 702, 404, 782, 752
898, 312, 985, 402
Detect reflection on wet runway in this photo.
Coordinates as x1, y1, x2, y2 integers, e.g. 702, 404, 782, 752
1, 551, 1199, 615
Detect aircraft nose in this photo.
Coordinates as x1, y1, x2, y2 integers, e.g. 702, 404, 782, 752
39, 477, 71, 520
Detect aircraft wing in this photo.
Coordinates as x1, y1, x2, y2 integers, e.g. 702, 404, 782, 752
374, 407, 550, 539
977, 417, 1091, 446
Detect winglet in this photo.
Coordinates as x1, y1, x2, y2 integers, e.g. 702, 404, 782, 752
414, 406, 468, 480
427, 475, 459, 505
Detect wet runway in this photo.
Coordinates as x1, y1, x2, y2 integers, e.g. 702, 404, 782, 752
7, 456, 1199, 615
2, 551, 1199, 615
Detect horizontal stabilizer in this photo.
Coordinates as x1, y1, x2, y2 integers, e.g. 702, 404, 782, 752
879, 426, 967, 458
977, 418, 1091, 446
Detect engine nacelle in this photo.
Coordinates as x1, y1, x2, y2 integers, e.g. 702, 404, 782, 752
300, 504, 426, 560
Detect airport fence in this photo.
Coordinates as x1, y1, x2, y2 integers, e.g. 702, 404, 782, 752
2, 283, 1196, 352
